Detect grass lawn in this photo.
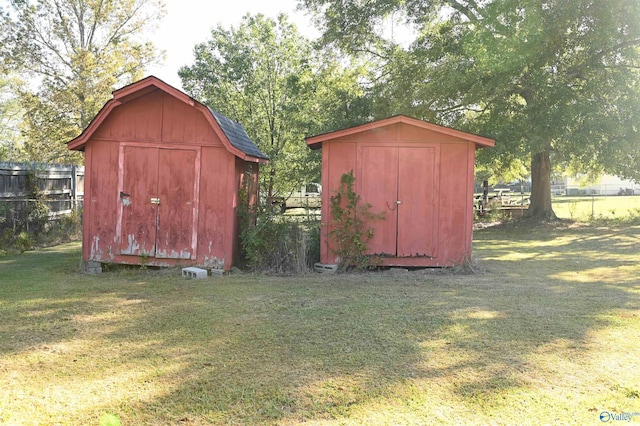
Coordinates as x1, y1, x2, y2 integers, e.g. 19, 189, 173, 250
1, 223, 639, 425
552, 195, 640, 221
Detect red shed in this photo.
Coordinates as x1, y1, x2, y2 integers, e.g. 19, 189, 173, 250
306, 115, 494, 267
68, 76, 268, 270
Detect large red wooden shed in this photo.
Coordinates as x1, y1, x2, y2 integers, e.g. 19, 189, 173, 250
306, 115, 494, 267
68, 76, 268, 271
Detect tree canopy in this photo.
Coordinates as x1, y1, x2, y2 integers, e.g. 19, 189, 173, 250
1, 0, 165, 163
0, 73, 24, 160
179, 13, 370, 198
300, 0, 640, 219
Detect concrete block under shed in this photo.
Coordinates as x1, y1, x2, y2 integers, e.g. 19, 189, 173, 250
182, 267, 208, 279
210, 268, 224, 276
83, 261, 102, 274
314, 263, 338, 274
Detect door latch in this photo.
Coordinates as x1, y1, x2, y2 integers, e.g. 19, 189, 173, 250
150, 197, 160, 205
386, 200, 402, 210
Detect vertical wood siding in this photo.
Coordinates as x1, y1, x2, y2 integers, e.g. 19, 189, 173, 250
80, 87, 253, 270
315, 119, 488, 267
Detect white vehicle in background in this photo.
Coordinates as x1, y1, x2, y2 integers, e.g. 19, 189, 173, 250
268, 183, 322, 212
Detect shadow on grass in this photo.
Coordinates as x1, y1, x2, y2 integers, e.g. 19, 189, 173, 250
0, 242, 162, 355
1, 227, 639, 424
96, 226, 638, 423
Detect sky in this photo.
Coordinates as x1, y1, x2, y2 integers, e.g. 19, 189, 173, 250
145, 0, 319, 89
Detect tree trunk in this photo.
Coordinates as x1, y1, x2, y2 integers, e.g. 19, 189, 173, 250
526, 149, 558, 220
267, 166, 276, 198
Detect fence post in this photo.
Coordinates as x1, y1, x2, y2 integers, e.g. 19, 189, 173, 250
72, 164, 77, 212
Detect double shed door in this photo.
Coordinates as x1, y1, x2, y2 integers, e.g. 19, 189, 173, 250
359, 145, 438, 258
117, 145, 199, 259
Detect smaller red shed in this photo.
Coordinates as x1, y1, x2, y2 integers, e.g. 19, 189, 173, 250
306, 115, 494, 267
68, 76, 268, 270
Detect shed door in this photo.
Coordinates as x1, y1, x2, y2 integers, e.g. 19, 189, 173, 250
396, 147, 436, 257
118, 146, 198, 259
360, 146, 436, 258
361, 147, 398, 256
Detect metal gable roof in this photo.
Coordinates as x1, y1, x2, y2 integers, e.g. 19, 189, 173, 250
209, 108, 268, 160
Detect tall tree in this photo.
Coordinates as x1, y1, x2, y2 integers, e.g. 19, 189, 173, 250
0, 73, 25, 160
301, 0, 640, 220
1, 0, 165, 163
179, 13, 370, 199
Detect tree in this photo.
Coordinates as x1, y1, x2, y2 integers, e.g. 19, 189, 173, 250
1, 0, 165, 163
179, 13, 313, 199
179, 13, 371, 199
301, 0, 640, 220
0, 73, 26, 160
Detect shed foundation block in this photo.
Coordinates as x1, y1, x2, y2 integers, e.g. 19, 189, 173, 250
83, 261, 102, 274
182, 267, 208, 279
314, 263, 338, 274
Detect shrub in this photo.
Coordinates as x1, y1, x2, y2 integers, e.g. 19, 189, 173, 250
237, 172, 320, 274
240, 213, 320, 274
25, 169, 50, 236
15, 231, 33, 253
329, 171, 385, 271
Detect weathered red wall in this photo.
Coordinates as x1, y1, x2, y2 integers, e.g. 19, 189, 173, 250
195, 146, 234, 269
318, 122, 478, 267
84, 140, 120, 263
82, 89, 247, 270
92, 91, 220, 144
320, 141, 356, 264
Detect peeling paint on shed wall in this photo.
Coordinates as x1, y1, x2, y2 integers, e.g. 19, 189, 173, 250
115, 145, 200, 260
68, 76, 267, 270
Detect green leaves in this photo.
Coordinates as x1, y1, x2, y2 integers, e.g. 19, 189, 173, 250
180, 14, 314, 197
1, 0, 165, 163
329, 171, 385, 271
304, 0, 640, 219
179, 13, 371, 199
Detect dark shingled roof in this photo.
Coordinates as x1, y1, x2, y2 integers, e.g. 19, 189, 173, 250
209, 108, 268, 160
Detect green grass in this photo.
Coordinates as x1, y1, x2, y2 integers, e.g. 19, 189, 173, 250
475, 194, 640, 223
1, 225, 639, 425
552, 195, 640, 221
